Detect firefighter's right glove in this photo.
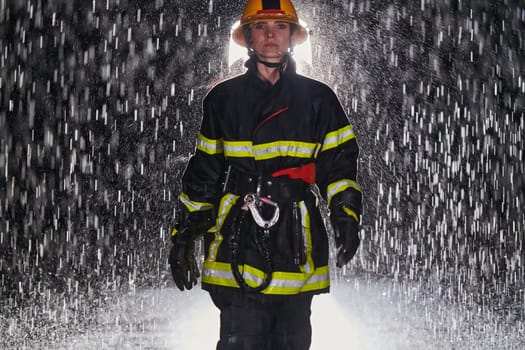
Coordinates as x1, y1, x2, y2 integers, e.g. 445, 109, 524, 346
170, 238, 199, 291
330, 189, 362, 268
169, 207, 213, 291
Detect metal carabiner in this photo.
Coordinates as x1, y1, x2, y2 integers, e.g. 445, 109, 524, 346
244, 193, 280, 229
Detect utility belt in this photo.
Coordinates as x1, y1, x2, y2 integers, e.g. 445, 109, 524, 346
223, 167, 311, 203
221, 164, 314, 292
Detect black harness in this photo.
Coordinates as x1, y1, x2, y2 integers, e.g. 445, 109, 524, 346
222, 166, 309, 292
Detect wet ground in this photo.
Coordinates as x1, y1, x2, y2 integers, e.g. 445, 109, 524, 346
3, 275, 523, 349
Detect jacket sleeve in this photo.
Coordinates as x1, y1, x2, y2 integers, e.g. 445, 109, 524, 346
315, 87, 362, 219
178, 90, 226, 214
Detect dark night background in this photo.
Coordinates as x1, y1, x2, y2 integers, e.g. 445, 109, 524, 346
0, 0, 524, 345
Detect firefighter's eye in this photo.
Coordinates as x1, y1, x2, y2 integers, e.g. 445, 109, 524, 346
253, 23, 266, 30
277, 23, 289, 30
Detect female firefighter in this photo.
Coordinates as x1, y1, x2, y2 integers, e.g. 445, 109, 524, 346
169, 0, 363, 348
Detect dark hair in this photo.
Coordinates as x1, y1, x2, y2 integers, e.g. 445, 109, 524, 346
290, 23, 296, 37
242, 25, 252, 48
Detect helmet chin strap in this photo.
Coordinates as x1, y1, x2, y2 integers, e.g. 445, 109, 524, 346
255, 57, 282, 68
249, 49, 291, 70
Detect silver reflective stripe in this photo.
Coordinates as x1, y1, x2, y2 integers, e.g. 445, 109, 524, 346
203, 267, 232, 280
223, 140, 319, 160
305, 272, 328, 285
269, 277, 306, 289
202, 262, 330, 294
196, 133, 224, 155
299, 201, 314, 274
224, 141, 254, 157
253, 141, 318, 160
321, 125, 355, 152
203, 267, 320, 290
242, 269, 265, 286
179, 192, 213, 212
207, 194, 239, 261
209, 194, 239, 233
326, 179, 362, 207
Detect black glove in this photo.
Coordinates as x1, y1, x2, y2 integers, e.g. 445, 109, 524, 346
330, 189, 362, 268
169, 207, 213, 291
170, 238, 200, 291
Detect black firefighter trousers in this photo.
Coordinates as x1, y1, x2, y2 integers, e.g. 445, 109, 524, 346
210, 289, 314, 350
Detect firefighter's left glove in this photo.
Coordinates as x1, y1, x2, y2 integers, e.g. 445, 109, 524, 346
169, 207, 213, 291
330, 189, 362, 268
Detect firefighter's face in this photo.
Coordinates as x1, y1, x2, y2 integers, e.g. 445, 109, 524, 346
249, 20, 291, 62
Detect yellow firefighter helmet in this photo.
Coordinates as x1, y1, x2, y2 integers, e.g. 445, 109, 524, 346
232, 0, 308, 48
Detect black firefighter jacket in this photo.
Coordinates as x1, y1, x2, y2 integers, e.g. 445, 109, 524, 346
176, 58, 361, 296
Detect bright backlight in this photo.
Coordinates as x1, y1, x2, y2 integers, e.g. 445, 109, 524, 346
228, 20, 313, 74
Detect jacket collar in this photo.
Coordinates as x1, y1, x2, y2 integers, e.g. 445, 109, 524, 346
245, 54, 297, 84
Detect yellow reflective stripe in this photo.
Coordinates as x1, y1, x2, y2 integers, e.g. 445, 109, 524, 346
321, 125, 355, 152
224, 140, 254, 157
343, 207, 359, 223
207, 193, 239, 261
242, 265, 270, 288
202, 263, 330, 294
196, 133, 224, 155
223, 140, 320, 160
202, 261, 330, 295
298, 201, 315, 274
173, 193, 213, 237
202, 262, 240, 288
179, 192, 213, 212
326, 179, 362, 207
253, 141, 320, 160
